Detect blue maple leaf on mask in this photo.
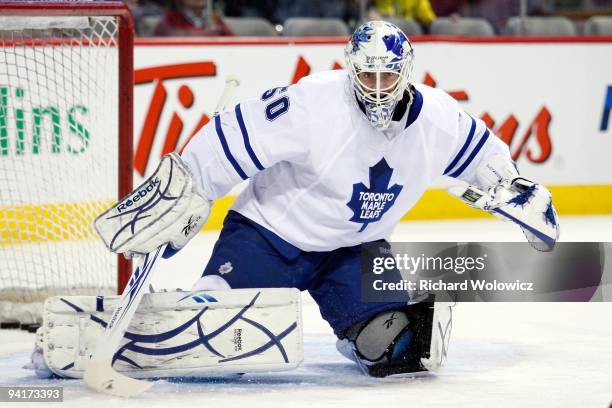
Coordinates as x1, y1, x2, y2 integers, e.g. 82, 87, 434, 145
382, 33, 407, 59
351, 25, 374, 54
347, 158, 403, 232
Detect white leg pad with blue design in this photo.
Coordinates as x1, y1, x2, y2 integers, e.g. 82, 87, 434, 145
32, 288, 303, 379
336, 299, 453, 377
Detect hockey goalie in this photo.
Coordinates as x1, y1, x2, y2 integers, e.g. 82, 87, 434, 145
32, 20, 559, 392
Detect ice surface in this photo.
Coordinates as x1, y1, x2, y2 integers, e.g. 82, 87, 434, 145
1, 216, 611, 407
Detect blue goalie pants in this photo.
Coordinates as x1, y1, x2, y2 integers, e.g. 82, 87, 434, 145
202, 210, 406, 336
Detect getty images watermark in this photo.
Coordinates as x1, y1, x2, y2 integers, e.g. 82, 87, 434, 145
360, 242, 612, 302
371, 251, 534, 292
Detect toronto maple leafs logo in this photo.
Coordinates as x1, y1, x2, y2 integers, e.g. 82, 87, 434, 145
382, 32, 410, 61
351, 24, 374, 54
347, 158, 403, 232
218, 261, 233, 275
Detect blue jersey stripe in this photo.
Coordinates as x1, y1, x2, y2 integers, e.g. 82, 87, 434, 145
215, 115, 248, 180
448, 128, 491, 178
235, 104, 265, 171
444, 116, 476, 175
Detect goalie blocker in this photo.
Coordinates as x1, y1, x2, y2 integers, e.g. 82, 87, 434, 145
94, 152, 211, 258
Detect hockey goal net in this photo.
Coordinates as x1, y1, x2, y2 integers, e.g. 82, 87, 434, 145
0, 1, 133, 326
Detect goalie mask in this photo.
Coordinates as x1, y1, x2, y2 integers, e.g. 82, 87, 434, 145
345, 21, 414, 129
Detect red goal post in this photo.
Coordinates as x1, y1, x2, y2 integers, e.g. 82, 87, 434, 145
0, 0, 134, 325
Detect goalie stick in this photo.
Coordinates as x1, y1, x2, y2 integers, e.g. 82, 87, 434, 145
83, 75, 241, 397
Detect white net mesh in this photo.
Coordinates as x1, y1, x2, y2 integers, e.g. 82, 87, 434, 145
0, 15, 122, 324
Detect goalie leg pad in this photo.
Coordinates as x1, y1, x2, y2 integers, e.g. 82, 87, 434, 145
336, 296, 453, 377
35, 288, 303, 379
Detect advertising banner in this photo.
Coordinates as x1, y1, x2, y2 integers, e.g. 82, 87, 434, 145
133, 38, 612, 226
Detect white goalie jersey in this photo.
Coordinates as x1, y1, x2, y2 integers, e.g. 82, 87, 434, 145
182, 69, 512, 251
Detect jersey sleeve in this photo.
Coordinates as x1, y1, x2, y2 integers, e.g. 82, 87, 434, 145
442, 108, 515, 189
181, 84, 308, 200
